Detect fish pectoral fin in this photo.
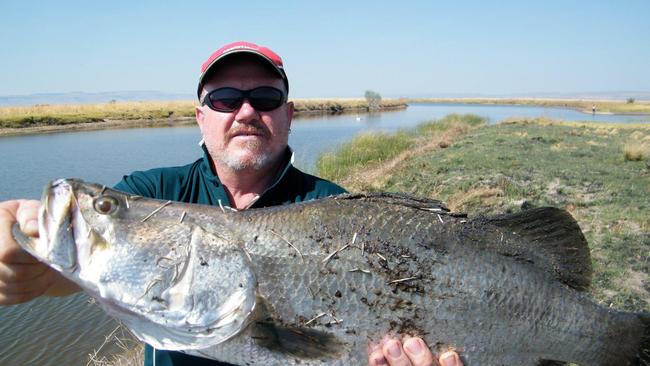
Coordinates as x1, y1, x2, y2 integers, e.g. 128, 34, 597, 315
251, 296, 345, 359
252, 321, 345, 359
485, 206, 592, 291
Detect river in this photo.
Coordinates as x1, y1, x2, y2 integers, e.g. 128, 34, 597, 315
0, 103, 648, 365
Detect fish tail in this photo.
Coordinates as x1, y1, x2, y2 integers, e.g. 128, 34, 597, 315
600, 312, 650, 366
632, 312, 650, 366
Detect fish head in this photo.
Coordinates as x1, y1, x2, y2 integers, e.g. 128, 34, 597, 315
22, 178, 257, 350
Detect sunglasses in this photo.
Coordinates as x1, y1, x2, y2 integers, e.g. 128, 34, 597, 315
202, 86, 286, 112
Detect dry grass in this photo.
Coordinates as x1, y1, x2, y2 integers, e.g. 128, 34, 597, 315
0, 98, 407, 129
86, 324, 143, 366
292, 98, 407, 113
624, 142, 648, 161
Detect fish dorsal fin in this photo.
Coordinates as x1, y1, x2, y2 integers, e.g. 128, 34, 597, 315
339, 192, 452, 213
486, 207, 592, 291
251, 296, 346, 359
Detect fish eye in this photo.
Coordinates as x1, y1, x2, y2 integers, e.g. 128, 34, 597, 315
93, 196, 119, 215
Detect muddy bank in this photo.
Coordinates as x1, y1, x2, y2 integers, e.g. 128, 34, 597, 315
0, 103, 407, 137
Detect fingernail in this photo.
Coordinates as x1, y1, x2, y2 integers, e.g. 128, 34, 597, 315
404, 338, 423, 355
24, 219, 38, 235
441, 351, 458, 366
387, 340, 402, 358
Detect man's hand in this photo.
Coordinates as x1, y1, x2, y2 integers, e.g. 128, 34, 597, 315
0, 200, 79, 305
368, 335, 463, 366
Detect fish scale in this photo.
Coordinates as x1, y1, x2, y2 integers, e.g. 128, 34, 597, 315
11, 179, 650, 366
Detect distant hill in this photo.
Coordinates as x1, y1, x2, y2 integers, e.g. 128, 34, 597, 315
393, 91, 650, 101
0, 91, 195, 107
1, 90, 648, 107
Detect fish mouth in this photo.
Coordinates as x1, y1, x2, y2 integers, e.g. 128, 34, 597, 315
32, 179, 79, 272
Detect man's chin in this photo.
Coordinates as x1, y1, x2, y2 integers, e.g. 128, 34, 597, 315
221, 151, 272, 171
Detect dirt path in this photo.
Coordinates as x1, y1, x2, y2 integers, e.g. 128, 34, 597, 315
340, 126, 470, 192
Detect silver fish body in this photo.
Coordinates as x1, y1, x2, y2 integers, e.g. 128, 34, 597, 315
13, 179, 650, 366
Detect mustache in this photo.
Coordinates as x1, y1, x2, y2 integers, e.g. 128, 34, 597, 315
225, 122, 269, 140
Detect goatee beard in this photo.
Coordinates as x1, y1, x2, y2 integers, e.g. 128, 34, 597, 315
211, 141, 272, 171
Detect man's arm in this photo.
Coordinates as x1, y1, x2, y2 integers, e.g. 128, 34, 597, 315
0, 199, 80, 305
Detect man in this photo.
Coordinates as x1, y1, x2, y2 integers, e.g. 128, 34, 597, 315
0, 41, 462, 366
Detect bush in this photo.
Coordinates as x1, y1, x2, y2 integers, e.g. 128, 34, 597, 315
364, 90, 382, 110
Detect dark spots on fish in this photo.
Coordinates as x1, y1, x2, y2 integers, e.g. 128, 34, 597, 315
349, 287, 356, 292
389, 298, 414, 311
360, 297, 369, 306
253, 235, 258, 242
151, 296, 164, 303
239, 283, 243, 288
345, 329, 357, 335
373, 289, 382, 296
334, 290, 342, 298
389, 318, 425, 337
199, 256, 208, 266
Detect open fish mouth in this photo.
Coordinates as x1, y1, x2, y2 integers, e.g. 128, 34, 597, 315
27, 178, 79, 272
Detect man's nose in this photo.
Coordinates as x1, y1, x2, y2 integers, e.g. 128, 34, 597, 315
234, 99, 259, 123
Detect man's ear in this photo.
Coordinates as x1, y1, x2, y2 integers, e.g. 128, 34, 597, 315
285, 101, 294, 125
196, 105, 205, 125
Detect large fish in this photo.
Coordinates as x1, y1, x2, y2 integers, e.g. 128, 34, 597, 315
12, 179, 650, 365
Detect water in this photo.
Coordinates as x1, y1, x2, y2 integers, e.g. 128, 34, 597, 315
1, 103, 648, 365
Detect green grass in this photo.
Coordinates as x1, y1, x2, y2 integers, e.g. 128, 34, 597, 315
316, 131, 414, 182
318, 116, 650, 312
317, 114, 487, 183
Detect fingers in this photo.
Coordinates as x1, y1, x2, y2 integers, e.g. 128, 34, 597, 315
16, 200, 41, 237
403, 337, 436, 366
381, 338, 416, 366
0, 266, 54, 305
369, 336, 438, 366
0, 200, 40, 264
368, 342, 388, 366
0, 199, 50, 305
438, 351, 463, 366
368, 336, 464, 366
0, 261, 49, 283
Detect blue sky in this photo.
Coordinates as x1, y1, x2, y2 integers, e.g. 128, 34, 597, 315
0, 0, 648, 98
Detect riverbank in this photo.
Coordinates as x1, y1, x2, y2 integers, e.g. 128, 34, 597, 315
408, 97, 650, 115
0, 98, 407, 137
318, 114, 649, 312
97, 114, 649, 365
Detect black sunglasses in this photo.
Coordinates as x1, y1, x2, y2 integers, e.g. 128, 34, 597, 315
202, 86, 286, 112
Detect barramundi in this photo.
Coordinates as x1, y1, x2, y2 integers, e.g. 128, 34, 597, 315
12, 179, 650, 365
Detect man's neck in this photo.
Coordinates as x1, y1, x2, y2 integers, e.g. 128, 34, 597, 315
213, 158, 285, 209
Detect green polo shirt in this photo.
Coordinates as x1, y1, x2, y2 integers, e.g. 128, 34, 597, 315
113, 145, 346, 366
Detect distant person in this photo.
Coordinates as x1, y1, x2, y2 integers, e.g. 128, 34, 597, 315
0, 41, 463, 366
592, 104, 596, 114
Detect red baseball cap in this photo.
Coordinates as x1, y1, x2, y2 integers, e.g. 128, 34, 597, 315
197, 41, 289, 99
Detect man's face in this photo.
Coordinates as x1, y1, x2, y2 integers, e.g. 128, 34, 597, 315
195, 58, 293, 172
